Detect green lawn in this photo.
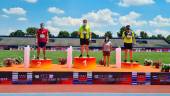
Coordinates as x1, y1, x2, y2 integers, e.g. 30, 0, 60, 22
0, 50, 170, 66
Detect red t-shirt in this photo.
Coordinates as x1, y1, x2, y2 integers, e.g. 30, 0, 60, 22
37, 28, 48, 43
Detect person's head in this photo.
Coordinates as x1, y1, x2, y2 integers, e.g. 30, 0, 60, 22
83, 19, 87, 26
104, 36, 110, 42
40, 23, 45, 29
126, 25, 131, 32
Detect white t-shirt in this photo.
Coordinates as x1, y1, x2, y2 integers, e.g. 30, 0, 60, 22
103, 41, 112, 52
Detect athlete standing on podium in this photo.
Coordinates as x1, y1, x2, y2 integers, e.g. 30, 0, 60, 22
78, 19, 92, 58
122, 25, 136, 62
36, 23, 49, 60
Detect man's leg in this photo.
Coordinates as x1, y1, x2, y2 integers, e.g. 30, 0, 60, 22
43, 47, 46, 59
130, 49, 133, 62
85, 45, 89, 57
124, 49, 128, 62
79, 45, 84, 57
37, 47, 40, 59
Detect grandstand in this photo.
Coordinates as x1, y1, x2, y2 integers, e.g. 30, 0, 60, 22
0, 36, 170, 50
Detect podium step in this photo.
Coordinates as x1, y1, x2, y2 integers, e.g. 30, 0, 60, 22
73, 57, 96, 69
121, 62, 140, 68
30, 59, 52, 68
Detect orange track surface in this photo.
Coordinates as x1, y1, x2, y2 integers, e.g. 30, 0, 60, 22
0, 64, 160, 72
0, 85, 170, 93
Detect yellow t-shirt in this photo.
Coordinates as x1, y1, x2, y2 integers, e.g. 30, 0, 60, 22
79, 24, 90, 39
122, 30, 135, 43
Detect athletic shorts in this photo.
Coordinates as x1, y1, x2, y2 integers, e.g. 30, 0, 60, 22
80, 38, 89, 45
38, 42, 47, 48
103, 51, 111, 56
124, 43, 133, 49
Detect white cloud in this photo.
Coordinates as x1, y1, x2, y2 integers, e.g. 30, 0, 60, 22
118, 0, 155, 7
82, 8, 119, 27
119, 11, 147, 26
24, 0, 38, 3
2, 7, 26, 15
17, 17, 28, 21
1, 14, 9, 18
46, 26, 60, 36
48, 7, 64, 14
154, 29, 170, 36
46, 9, 119, 35
149, 15, 170, 27
47, 16, 81, 27
166, 0, 170, 3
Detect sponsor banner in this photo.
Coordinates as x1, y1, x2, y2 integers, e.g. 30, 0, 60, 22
12, 72, 32, 84
73, 72, 92, 84
56, 72, 73, 84
32, 72, 57, 84
151, 72, 170, 85
132, 72, 151, 85
93, 72, 132, 84
0, 72, 12, 84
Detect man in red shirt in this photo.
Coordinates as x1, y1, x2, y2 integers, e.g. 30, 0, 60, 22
36, 23, 49, 59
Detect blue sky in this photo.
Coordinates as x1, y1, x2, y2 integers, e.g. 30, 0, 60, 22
0, 0, 170, 37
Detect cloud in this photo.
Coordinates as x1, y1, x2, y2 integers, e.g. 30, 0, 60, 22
46, 25, 60, 36
119, 11, 147, 26
118, 0, 155, 7
48, 7, 64, 14
46, 9, 119, 35
149, 15, 170, 27
82, 8, 119, 27
166, 0, 170, 3
24, 0, 38, 3
154, 29, 170, 36
2, 7, 26, 15
1, 14, 9, 18
17, 17, 28, 21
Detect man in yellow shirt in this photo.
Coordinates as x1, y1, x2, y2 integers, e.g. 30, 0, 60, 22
79, 19, 91, 57
122, 25, 136, 62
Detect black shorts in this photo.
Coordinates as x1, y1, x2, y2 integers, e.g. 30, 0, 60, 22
80, 38, 89, 45
38, 42, 47, 48
124, 43, 133, 49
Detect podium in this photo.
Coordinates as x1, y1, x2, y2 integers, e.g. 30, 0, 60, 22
73, 57, 96, 69
30, 59, 52, 68
121, 62, 140, 68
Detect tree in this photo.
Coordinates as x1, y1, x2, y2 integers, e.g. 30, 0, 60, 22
150, 35, 157, 39
91, 32, 99, 38
117, 26, 126, 38
104, 31, 112, 39
140, 31, 148, 39
71, 31, 79, 38
9, 30, 25, 37
166, 35, 170, 43
58, 31, 70, 38
26, 27, 38, 36
157, 34, 165, 39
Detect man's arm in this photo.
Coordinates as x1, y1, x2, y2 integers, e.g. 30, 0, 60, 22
47, 30, 49, 43
132, 31, 136, 44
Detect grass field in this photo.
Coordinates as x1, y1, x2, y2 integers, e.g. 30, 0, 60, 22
0, 50, 170, 66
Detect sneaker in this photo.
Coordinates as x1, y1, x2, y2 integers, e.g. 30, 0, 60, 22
124, 60, 127, 62
130, 60, 133, 62
36, 57, 39, 60
79, 54, 82, 58
87, 54, 90, 58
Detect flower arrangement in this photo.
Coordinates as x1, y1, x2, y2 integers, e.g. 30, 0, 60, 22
3, 57, 23, 67
58, 58, 67, 65
144, 59, 153, 66
161, 64, 170, 72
